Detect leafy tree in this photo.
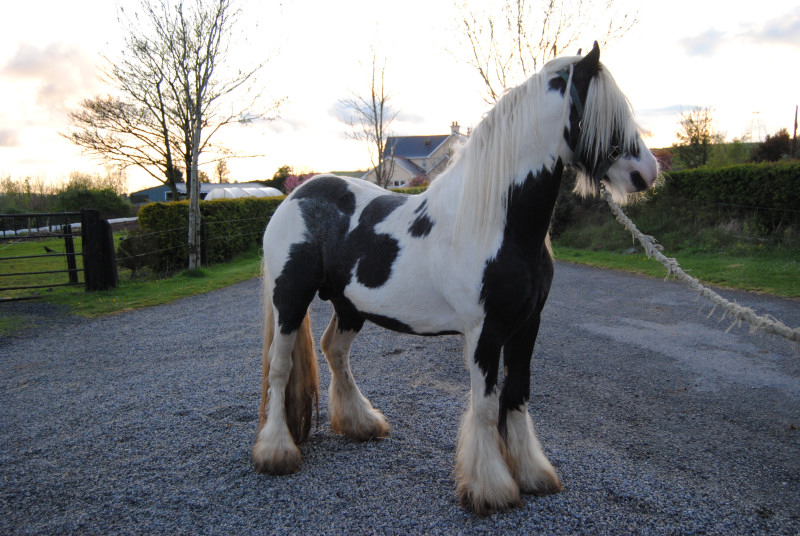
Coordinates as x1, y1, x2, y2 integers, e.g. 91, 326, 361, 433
672, 107, 715, 169
751, 129, 793, 162
284, 172, 315, 193
56, 188, 132, 220
263, 165, 291, 193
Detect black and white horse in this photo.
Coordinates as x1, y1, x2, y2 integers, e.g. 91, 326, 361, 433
253, 43, 658, 514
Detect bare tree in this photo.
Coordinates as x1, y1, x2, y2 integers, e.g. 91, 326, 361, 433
213, 159, 229, 183
454, 0, 638, 103
65, 93, 184, 199
339, 55, 398, 188
65, 0, 281, 268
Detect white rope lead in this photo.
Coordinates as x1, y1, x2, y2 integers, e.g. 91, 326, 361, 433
600, 187, 800, 343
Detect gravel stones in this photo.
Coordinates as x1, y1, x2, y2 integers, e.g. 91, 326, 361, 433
2, 262, 799, 534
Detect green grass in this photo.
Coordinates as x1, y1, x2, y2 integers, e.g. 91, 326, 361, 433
1, 235, 85, 299
1, 242, 261, 336
553, 245, 800, 299
45, 250, 262, 316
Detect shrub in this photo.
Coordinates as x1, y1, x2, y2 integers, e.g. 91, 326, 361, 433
56, 188, 132, 220
657, 161, 800, 233
391, 186, 429, 195
750, 129, 794, 162
133, 196, 284, 273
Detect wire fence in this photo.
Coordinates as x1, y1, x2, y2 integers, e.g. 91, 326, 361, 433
114, 215, 268, 277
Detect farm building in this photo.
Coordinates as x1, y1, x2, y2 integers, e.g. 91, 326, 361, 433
129, 182, 282, 205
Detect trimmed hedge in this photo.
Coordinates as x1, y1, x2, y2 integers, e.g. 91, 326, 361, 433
391, 186, 429, 195
121, 196, 284, 274
651, 161, 800, 233
660, 161, 800, 213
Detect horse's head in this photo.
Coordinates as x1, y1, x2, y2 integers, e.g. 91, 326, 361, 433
553, 42, 659, 200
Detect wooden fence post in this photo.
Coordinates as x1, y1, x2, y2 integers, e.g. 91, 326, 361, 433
63, 224, 79, 284
81, 209, 118, 291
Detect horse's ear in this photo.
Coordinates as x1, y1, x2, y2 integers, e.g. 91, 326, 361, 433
575, 41, 600, 78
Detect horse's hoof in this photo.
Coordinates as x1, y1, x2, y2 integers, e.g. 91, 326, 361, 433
252, 441, 301, 475
332, 408, 390, 441
457, 483, 524, 516
523, 472, 563, 496
516, 466, 563, 496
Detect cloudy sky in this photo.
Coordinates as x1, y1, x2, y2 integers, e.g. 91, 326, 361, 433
1, 0, 798, 192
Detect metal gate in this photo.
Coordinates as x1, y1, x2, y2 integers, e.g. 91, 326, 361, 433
1, 210, 118, 302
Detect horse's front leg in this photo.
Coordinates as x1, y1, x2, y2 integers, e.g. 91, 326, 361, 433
499, 313, 562, 496
455, 326, 522, 515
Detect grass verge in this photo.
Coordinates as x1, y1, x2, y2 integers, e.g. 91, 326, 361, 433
553, 245, 799, 299
43, 250, 262, 316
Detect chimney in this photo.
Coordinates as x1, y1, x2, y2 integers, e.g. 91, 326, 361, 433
450, 121, 460, 135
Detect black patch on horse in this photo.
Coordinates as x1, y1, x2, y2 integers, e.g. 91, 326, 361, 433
343, 195, 407, 288
273, 178, 408, 333
409, 199, 435, 238
291, 175, 356, 216
273, 240, 325, 334
474, 162, 563, 430
363, 311, 459, 337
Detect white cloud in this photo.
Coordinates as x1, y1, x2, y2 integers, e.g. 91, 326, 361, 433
680, 29, 728, 57
1, 42, 100, 115
0, 128, 20, 147
742, 6, 800, 47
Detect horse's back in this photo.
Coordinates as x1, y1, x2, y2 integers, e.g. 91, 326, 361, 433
263, 174, 468, 334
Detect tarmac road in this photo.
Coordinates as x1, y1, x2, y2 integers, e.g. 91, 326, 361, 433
1, 262, 799, 535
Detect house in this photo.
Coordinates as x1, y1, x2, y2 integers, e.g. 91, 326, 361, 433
362, 122, 466, 188
129, 182, 273, 205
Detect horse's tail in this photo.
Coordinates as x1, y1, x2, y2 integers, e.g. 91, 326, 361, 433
259, 268, 319, 444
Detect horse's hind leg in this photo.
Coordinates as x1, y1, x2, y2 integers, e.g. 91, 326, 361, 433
253, 329, 303, 474
321, 313, 390, 441
499, 313, 562, 495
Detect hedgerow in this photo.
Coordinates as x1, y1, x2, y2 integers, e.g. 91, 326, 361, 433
120, 196, 283, 274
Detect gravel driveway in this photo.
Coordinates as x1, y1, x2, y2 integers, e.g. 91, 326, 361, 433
2, 262, 799, 535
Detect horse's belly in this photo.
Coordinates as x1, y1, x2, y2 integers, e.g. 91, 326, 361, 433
343, 283, 462, 336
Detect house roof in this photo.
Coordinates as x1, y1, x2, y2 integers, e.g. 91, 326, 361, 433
391, 157, 424, 176
384, 134, 451, 159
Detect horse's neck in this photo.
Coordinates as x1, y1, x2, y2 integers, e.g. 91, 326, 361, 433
503, 159, 565, 251
426, 156, 564, 256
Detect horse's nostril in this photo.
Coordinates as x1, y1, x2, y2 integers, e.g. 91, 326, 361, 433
630, 171, 648, 192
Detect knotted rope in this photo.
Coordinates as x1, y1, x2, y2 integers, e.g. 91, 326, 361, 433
600, 187, 800, 342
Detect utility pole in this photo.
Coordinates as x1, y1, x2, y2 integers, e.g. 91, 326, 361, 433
793, 105, 798, 159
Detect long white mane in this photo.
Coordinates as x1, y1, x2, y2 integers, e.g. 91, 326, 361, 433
448, 54, 641, 248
